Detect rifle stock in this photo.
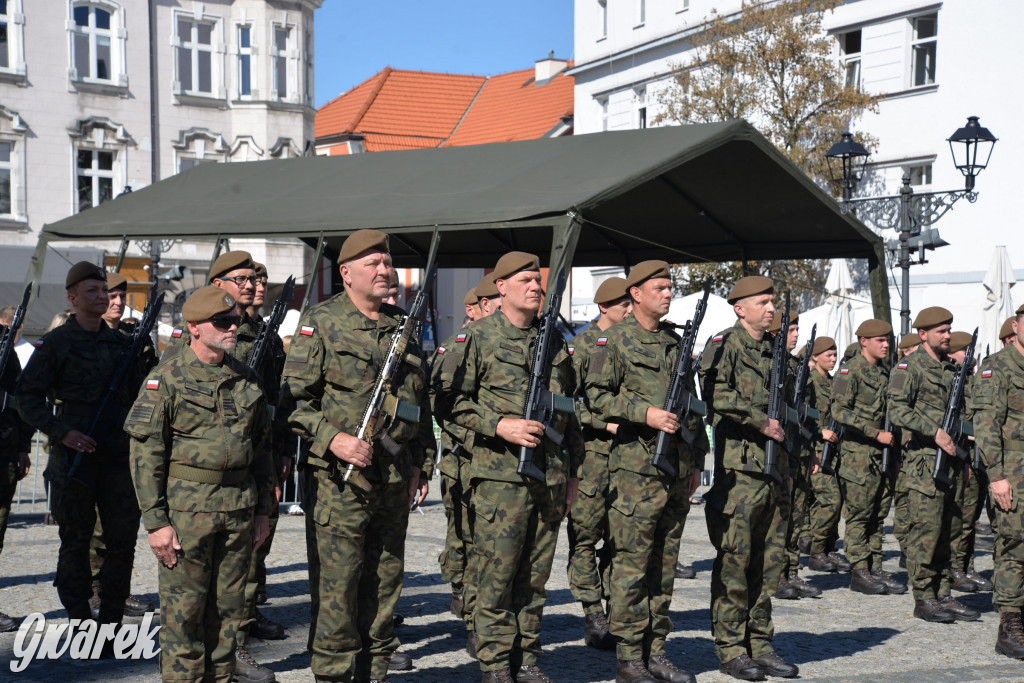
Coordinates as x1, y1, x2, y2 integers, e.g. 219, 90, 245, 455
763, 295, 789, 485
932, 328, 977, 486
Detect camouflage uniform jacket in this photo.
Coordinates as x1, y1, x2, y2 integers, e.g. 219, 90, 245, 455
787, 354, 817, 469
698, 320, 791, 478
123, 344, 275, 531
972, 344, 1024, 482
0, 348, 33, 460
280, 292, 432, 484
16, 315, 145, 455
431, 329, 474, 479
571, 323, 614, 457
585, 316, 707, 478
443, 310, 583, 485
830, 353, 887, 484
809, 368, 833, 446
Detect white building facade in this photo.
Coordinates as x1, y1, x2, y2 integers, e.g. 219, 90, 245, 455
568, 0, 1024, 338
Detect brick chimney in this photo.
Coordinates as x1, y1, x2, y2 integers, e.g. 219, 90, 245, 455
535, 51, 568, 83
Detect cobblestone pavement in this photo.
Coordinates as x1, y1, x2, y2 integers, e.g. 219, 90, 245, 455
0, 484, 1021, 682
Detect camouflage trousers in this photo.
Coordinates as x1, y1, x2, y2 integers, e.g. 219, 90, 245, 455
893, 469, 910, 554
607, 468, 690, 662
784, 457, 813, 573
951, 465, 984, 573
440, 463, 478, 633
308, 469, 409, 681
158, 507, 252, 683
808, 470, 842, 555
0, 459, 19, 557
838, 467, 887, 571
471, 477, 564, 672
992, 462, 1024, 610
238, 496, 280, 647
901, 451, 959, 600
47, 449, 140, 624
567, 451, 611, 613
705, 469, 789, 664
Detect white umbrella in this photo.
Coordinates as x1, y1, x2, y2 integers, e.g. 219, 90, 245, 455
824, 259, 854, 349
980, 245, 1016, 353
666, 291, 736, 356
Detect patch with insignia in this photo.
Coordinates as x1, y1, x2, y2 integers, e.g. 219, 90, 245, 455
897, 362, 908, 369
982, 369, 992, 378
568, 347, 574, 355
839, 368, 849, 375
437, 346, 446, 355
171, 328, 183, 339
712, 335, 724, 343
128, 401, 156, 424
456, 333, 467, 343
596, 337, 607, 346
34, 340, 43, 347
300, 325, 315, 336
146, 379, 159, 390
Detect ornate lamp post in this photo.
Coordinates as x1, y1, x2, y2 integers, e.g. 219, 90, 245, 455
826, 116, 997, 335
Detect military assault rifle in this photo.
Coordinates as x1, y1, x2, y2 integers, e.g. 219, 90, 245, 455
68, 281, 165, 483
763, 295, 790, 485
782, 324, 820, 455
0, 284, 30, 411
932, 327, 978, 486
247, 275, 295, 375
342, 231, 441, 492
517, 268, 575, 482
880, 411, 898, 474
651, 280, 711, 476
818, 418, 843, 475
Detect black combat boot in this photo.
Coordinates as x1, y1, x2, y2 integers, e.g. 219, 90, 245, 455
828, 551, 852, 572
787, 571, 822, 598
647, 655, 696, 683
808, 552, 837, 572
467, 631, 480, 659
234, 646, 276, 683
450, 591, 465, 618
252, 609, 286, 640
674, 562, 696, 579
938, 595, 981, 621
584, 611, 615, 650
949, 568, 979, 593
967, 570, 993, 591
797, 536, 811, 554
516, 664, 554, 682
482, 670, 514, 683
996, 610, 1024, 659
775, 576, 799, 600
718, 654, 766, 681
0, 611, 19, 633
751, 652, 799, 678
388, 651, 412, 671
913, 598, 955, 623
871, 567, 907, 594
123, 594, 155, 616
850, 568, 887, 595
616, 659, 658, 683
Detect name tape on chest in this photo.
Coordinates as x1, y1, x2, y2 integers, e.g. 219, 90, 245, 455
299, 325, 315, 336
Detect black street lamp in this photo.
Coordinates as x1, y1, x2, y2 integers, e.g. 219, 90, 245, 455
826, 116, 997, 335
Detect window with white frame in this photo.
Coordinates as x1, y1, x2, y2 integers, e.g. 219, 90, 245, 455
172, 128, 228, 172
272, 24, 292, 100
237, 24, 253, 97
0, 1, 11, 70
176, 16, 215, 95
0, 106, 26, 222
598, 0, 607, 39
71, 3, 113, 81
910, 13, 937, 87
636, 0, 646, 26
0, 0, 26, 79
598, 97, 609, 132
0, 141, 13, 215
677, 0, 690, 12
635, 86, 647, 130
76, 148, 114, 212
905, 163, 932, 187
838, 29, 862, 89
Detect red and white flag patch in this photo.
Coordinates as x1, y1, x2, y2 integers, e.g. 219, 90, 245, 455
456, 333, 467, 343
981, 369, 992, 378
568, 346, 574, 355
171, 328, 183, 339
897, 362, 908, 369
596, 337, 607, 346
34, 340, 44, 348
146, 379, 160, 390
299, 325, 315, 337
839, 368, 849, 375
437, 346, 446, 355
712, 335, 724, 343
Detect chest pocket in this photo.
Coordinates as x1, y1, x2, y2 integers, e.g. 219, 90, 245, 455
174, 388, 218, 436
629, 348, 661, 372
326, 339, 376, 391
916, 373, 948, 413
228, 386, 263, 437
1008, 377, 1024, 413
489, 343, 528, 409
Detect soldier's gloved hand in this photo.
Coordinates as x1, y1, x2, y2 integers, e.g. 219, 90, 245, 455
329, 431, 373, 467
934, 428, 956, 456
149, 525, 181, 568
61, 429, 97, 453
496, 418, 545, 448
645, 407, 679, 434
991, 478, 1013, 512
563, 477, 580, 520
253, 515, 270, 550
16, 452, 29, 481
876, 431, 895, 446
760, 418, 785, 442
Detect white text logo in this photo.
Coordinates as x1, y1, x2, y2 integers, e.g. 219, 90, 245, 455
11, 612, 160, 672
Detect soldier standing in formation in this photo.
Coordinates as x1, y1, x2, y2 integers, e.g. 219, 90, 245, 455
585, 261, 702, 683
281, 230, 432, 683
125, 285, 273, 682
565, 275, 630, 652
699, 276, 798, 681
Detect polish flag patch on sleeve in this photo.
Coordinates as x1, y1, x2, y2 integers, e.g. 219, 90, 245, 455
437, 346, 446, 355
897, 362, 908, 370
171, 328, 183, 339
456, 333, 467, 343
712, 334, 724, 343
982, 369, 993, 378
596, 337, 607, 346
34, 340, 44, 348
568, 346, 574, 355
146, 379, 160, 390
299, 325, 315, 337
839, 368, 849, 375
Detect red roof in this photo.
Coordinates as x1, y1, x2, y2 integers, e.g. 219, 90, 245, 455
316, 63, 573, 152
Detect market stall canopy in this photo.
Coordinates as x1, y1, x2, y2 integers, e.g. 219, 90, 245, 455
36, 120, 890, 316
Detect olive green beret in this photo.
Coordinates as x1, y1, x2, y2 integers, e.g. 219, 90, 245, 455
1017, 303, 1024, 316
463, 287, 477, 306
182, 285, 237, 322
66, 261, 107, 289
338, 229, 390, 264
913, 306, 953, 330
209, 251, 255, 281
253, 262, 268, 279
1000, 316, 1015, 340
625, 261, 670, 291
106, 272, 128, 291
949, 331, 973, 353
769, 310, 799, 333
492, 251, 540, 281
594, 276, 629, 305
855, 319, 892, 338
898, 335, 920, 351
812, 336, 836, 355
727, 275, 773, 304
475, 272, 500, 299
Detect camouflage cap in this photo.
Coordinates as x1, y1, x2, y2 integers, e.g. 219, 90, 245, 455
106, 272, 128, 291
65, 261, 107, 289
253, 262, 268, 279
913, 306, 953, 330
492, 251, 540, 281
594, 276, 629, 305
855, 319, 892, 338
475, 272, 500, 299
899, 335, 921, 351
769, 309, 799, 332
624, 261, 670, 291
463, 287, 477, 306
727, 275, 773, 304
209, 250, 255, 281
338, 229, 389, 264
182, 285, 237, 322
949, 331, 973, 353
812, 336, 836, 355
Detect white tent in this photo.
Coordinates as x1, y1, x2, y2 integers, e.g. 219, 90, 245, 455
980, 246, 1016, 352
667, 291, 737, 355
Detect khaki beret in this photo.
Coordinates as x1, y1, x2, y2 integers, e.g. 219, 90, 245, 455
66, 261, 106, 289
769, 310, 799, 333
338, 229, 390, 264
106, 272, 128, 291
949, 331, 973, 354
492, 251, 540, 281
898, 335, 920, 351
913, 306, 953, 330
475, 272, 500, 300
812, 337, 836, 356
1000, 316, 1015, 340
182, 285, 237, 322
625, 261, 670, 291
727, 275, 773, 304
594, 276, 629, 305
209, 250, 255, 281
855, 319, 892, 338
463, 287, 477, 306
253, 262, 268, 279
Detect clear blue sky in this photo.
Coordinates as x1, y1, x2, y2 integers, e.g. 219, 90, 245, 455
314, 1, 574, 107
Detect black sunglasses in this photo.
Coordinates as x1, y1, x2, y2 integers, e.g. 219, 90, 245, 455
209, 315, 242, 331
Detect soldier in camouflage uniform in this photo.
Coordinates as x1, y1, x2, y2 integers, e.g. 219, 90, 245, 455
698, 275, 798, 681
438, 251, 582, 683
972, 304, 1024, 658
888, 306, 980, 624
830, 320, 906, 596
0, 304, 32, 632
16, 262, 145, 628
565, 276, 630, 653
584, 262, 701, 683
280, 230, 432, 683
125, 285, 274, 682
